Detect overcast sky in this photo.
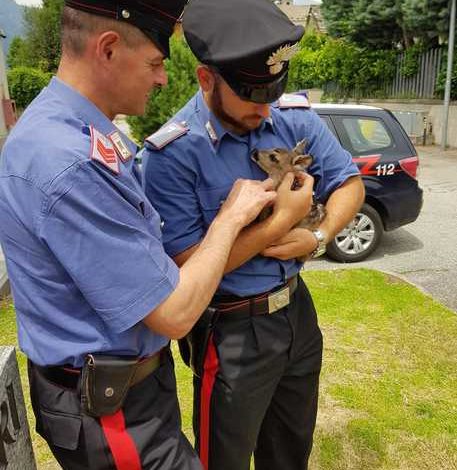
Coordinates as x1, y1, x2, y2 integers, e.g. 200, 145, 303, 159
15, 0, 42, 6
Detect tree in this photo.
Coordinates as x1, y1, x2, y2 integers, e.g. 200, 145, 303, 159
7, 37, 34, 69
22, 0, 63, 72
401, 0, 450, 47
322, 0, 451, 49
7, 0, 63, 72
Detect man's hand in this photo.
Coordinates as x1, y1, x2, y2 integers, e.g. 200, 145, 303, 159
273, 172, 314, 226
218, 178, 276, 228
261, 227, 317, 261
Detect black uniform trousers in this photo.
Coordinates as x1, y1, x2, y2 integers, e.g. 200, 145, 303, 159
28, 349, 202, 470
192, 277, 323, 470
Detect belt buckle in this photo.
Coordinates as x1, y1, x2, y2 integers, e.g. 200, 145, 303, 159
267, 285, 290, 314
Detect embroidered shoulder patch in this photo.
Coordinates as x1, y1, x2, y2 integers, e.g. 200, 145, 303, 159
90, 126, 119, 174
145, 122, 189, 149
278, 93, 311, 109
109, 130, 132, 162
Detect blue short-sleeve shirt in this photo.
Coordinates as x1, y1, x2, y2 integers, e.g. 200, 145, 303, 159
142, 91, 359, 297
0, 77, 179, 367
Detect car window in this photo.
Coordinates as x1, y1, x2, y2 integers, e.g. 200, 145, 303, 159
319, 115, 331, 128
341, 117, 392, 153
318, 114, 339, 138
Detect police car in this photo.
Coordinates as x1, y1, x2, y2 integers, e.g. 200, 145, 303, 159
313, 103, 423, 262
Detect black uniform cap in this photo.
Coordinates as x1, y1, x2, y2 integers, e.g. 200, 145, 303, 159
64, 0, 187, 57
182, 0, 304, 104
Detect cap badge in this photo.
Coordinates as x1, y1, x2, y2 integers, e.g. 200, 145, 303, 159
266, 43, 300, 75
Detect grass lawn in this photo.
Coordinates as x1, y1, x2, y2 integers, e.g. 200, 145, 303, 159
1, 268, 456, 469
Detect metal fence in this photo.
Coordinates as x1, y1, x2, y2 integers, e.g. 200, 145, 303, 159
389, 48, 442, 99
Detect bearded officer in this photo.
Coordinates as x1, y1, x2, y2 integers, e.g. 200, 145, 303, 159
142, 0, 365, 469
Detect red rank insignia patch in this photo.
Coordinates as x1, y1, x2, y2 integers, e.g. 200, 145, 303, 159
90, 126, 120, 174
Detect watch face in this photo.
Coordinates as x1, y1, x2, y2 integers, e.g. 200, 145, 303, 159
313, 229, 326, 243
311, 229, 327, 258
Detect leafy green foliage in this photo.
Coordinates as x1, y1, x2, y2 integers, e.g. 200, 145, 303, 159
401, 44, 425, 78
435, 48, 457, 99
23, 0, 63, 72
322, 0, 450, 49
6, 37, 34, 69
127, 37, 198, 142
7, 0, 63, 73
287, 33, 396, 100
7, 66, 52, 110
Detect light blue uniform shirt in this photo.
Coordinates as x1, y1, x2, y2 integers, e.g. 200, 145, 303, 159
0, 77, 179, 367
142, 90, 359, 297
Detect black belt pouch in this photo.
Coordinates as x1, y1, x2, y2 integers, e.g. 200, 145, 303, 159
178, 307, 218, 377
81, 354, 137, 417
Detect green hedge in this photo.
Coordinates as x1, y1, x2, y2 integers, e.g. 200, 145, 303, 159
7, 66, 52, 110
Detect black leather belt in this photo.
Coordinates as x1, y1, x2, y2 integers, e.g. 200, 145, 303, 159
211, 275, 298, 316
33, 348, 166, 390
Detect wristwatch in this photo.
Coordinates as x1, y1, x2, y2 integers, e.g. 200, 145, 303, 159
310, 229, 327, 258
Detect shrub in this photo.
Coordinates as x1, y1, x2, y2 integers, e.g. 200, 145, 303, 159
7, 66, 52, 110
127, 36, 199, 142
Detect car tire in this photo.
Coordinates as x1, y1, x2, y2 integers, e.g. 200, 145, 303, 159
326, 203, 383, 263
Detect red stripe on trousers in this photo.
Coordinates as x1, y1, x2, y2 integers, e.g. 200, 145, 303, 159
100, 410, 142, 470
199, 333, 219, 470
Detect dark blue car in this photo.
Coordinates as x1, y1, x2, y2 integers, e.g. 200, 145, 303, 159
314, 104, 423, 262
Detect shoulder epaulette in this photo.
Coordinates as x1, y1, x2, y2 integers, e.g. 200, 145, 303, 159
278, 93, 311, 109
145, 121, 189, 149
89, 125, 119, 174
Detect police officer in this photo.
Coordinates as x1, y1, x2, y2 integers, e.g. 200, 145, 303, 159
0, 0, 290, 468
141, 0, 365, 469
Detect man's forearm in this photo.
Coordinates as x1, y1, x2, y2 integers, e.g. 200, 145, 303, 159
143, 217, 242, 339
319, 176, 365, 242
174, 212, 295, 273
223, 212, 296, 273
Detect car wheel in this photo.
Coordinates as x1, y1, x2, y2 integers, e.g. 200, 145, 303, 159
326, 203, 383, 262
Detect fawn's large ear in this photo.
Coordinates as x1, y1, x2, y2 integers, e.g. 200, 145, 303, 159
292, 154, 313, 168
293, 139, 308, 156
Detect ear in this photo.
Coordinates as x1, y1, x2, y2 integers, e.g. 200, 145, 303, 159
197, 65, 215, 93
95, 31, 122, 64
292, 154, 313, 168
293, 139, 308, 156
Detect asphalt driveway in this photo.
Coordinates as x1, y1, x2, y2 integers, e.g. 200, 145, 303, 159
308, 145, 457, 313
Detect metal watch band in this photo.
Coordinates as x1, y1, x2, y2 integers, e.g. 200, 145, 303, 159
311, 229, 327, 258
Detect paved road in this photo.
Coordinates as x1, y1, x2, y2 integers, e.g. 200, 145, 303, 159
307, 145, 457, 313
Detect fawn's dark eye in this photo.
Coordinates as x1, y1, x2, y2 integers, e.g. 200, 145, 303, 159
269, 154, 279, 163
